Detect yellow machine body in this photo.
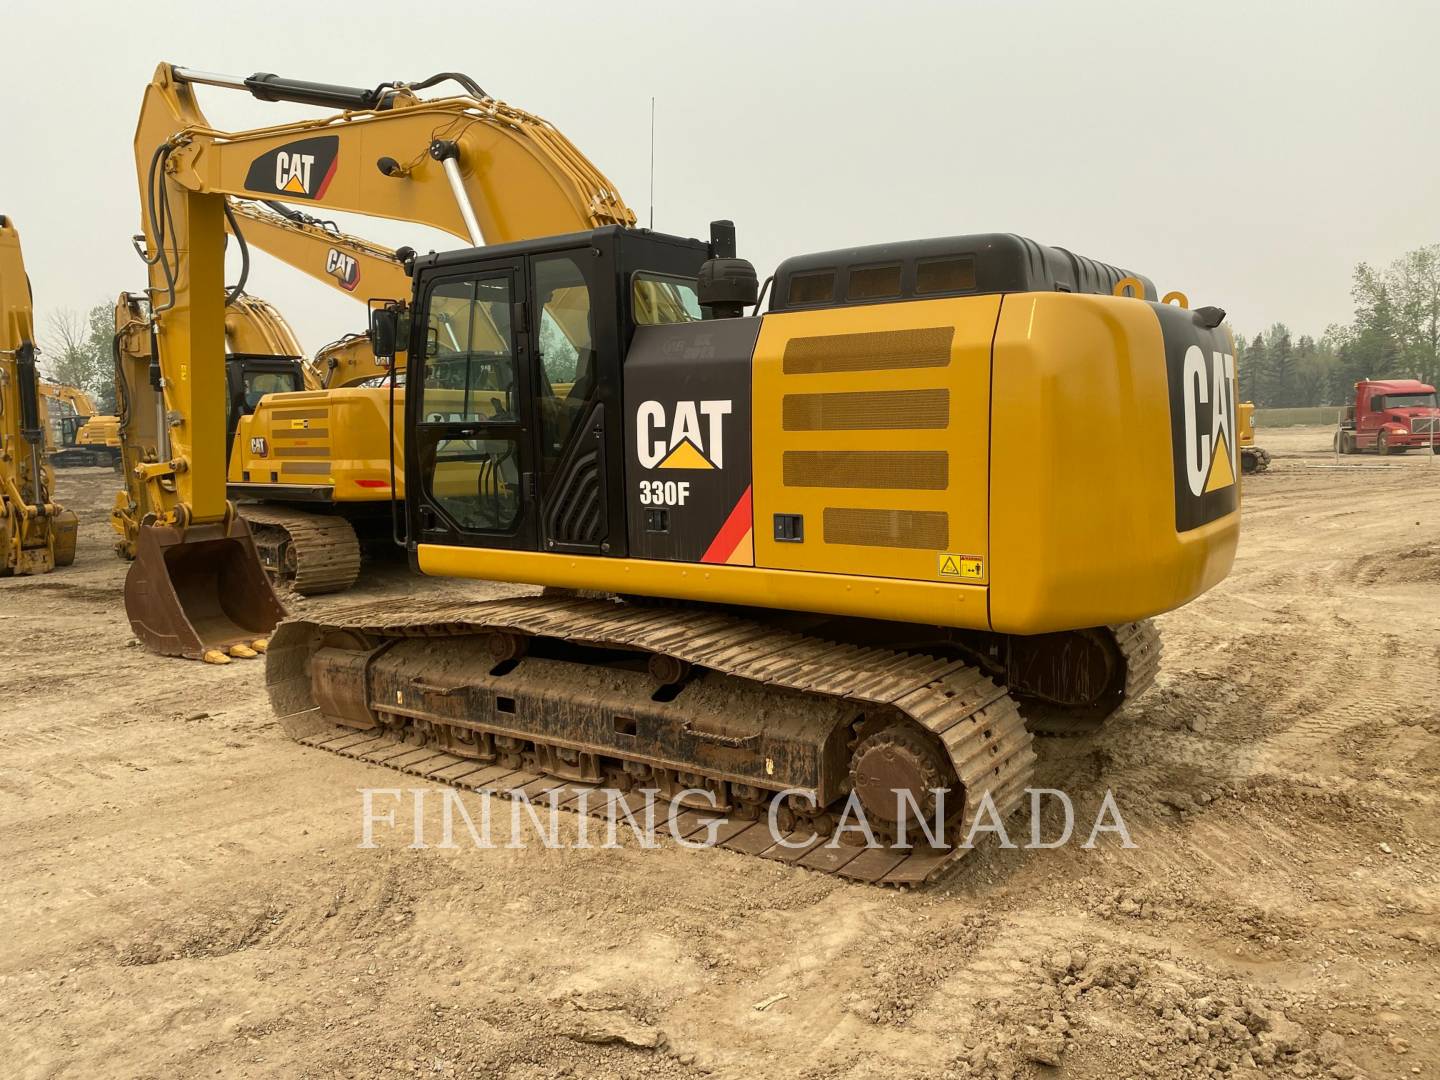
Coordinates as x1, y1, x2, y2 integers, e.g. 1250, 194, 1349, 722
1239, 400, 1256, 447
228, 385, 404, 500
77, 413, 122, 453
419, 291, 1238, 636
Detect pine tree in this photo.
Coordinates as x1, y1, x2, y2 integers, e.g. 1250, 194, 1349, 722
1265, 324, 1295, 407
1242, 332, 1269, 405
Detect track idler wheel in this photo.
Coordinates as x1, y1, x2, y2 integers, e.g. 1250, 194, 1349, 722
849, 723, 957, 845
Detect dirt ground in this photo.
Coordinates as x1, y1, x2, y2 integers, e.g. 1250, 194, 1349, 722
2, 425, 1437, 1080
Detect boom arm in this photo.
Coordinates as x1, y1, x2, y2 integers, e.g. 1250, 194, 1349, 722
223, 199, 411, 386
39, 382, 97, 418
124, 62, 638, 656
158, 64, 634, 249
134, 61, 633, 528
225, 199, 412, 304
1, 219, 52, 517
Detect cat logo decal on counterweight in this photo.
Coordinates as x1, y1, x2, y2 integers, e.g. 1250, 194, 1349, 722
1181, 345, 1237, 499
1159, 305, 1239, 533
243, 135, 340, 201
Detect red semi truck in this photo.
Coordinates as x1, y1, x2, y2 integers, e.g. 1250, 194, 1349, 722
1334, 379, 1439, 455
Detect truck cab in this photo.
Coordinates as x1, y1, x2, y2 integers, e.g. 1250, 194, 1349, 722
1336, 379, 1439, 454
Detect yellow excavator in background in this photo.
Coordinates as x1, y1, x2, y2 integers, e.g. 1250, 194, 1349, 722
37, 380, 100, 466
36, 382, 125, 468
112, 196, 414, 590
1, 217, 78, 575
76, 412, 123, 467
110, 290, 318, 561
1238, 401, 1270, 473
218, 200, 413, 592
131, 64, 1240, 881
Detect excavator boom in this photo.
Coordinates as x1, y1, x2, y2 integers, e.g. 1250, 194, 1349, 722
125, 62, 641, 656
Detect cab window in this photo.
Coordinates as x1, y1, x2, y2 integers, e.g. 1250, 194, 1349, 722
429, 435, 521, 531
242, 371, 299, 411
421, 275, 515, 423
632, 272, 702, 325
535, 255, 597, 476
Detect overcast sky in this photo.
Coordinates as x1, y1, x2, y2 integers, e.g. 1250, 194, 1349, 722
5, 0, 1436, 354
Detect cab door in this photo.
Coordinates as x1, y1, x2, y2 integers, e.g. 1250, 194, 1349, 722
528, 248, 612, 554
408, 260, 540, 551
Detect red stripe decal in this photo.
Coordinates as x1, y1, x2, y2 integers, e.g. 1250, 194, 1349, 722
701, 485, 753, 564
315, 155, 340, 199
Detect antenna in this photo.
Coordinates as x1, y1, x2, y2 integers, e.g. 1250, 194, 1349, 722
649, 96, 655, 230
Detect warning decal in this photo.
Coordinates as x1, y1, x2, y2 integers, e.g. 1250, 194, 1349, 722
938, 552, 984, 580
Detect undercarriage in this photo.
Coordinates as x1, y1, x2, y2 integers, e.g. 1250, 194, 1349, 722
268, 595, 1160, 885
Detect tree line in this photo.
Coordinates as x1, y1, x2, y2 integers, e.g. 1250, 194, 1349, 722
41, 300, 116, 413
1236, 244, 1440, 407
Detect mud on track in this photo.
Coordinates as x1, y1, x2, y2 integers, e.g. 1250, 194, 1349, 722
1, 434, 1436, 1079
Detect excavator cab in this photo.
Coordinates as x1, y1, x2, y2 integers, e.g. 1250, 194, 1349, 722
385, 227, 712, 557
224, 354, 308, 458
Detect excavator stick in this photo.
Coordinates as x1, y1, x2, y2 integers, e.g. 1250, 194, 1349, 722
123, 517, 287, 661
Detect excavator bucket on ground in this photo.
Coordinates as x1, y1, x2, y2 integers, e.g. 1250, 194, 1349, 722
123, 518, 286, 661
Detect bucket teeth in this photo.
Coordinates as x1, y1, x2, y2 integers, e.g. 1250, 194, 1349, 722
123, 518, 287, 660
228, 644, 259, 659
202, 649, 233, 665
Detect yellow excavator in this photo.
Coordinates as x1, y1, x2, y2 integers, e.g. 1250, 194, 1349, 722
38, 380, 98, 466
1238, 401, 1270, 473
1, 217, 78, 575
110, 289, 321, 561
76, 412, 123, 467
36, 381, 125, 469
113, 198, 425, 592
131, 64, 1240, 882
217, 201, 413, 592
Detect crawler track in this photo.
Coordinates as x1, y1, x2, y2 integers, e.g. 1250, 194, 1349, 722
1023, 619, 1162, 737
267, 595, 1037, 885
1241, 447, 1272, 474
242, 505, 361, 596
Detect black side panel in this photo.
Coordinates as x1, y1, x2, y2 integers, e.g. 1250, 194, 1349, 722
623, 319, 761, 563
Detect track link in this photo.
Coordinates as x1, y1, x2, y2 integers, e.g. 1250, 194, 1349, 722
268, 595, 1037, 886
1023, 619, 1163, 737
1241, 447, 1271, 474
241, 505, 361, 596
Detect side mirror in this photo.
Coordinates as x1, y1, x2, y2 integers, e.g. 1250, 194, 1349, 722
370, 305, 399, 360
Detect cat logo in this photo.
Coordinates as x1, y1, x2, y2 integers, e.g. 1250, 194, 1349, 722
325, 248, 360, 291
243, 135, 340, 201
249, 436, 268, 457
1181, 345, 1238, 499
1159, 304, 1240, 533
636, 399, 732, 470
276, 152, 314, 194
